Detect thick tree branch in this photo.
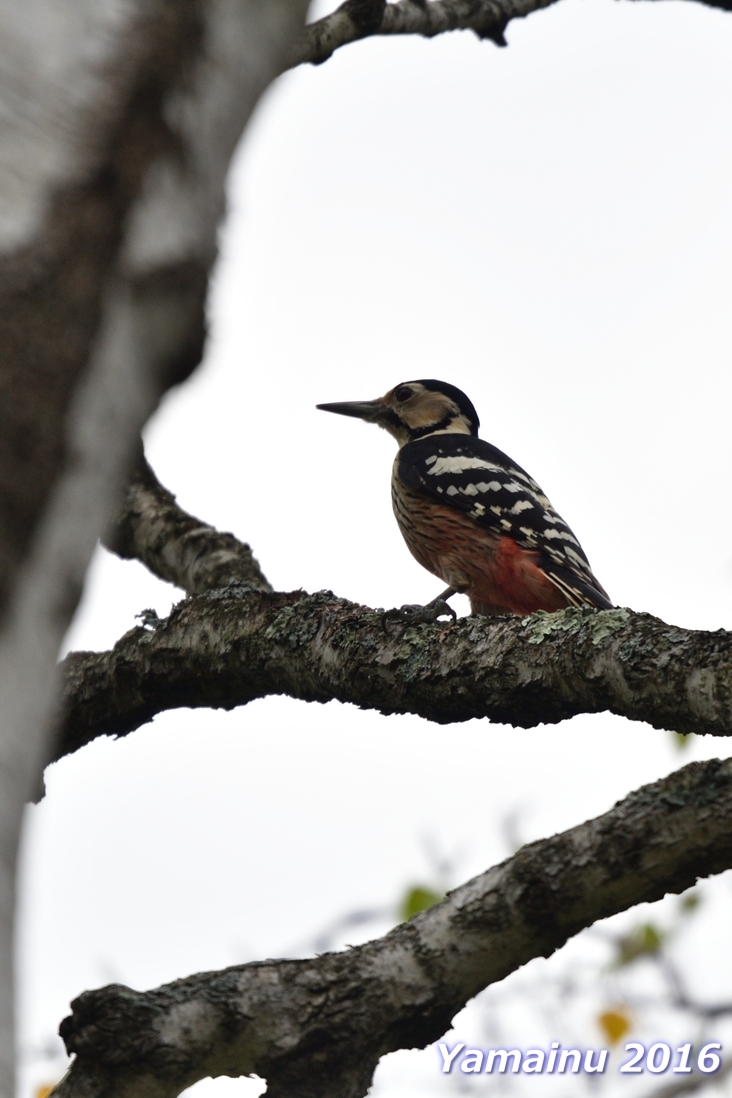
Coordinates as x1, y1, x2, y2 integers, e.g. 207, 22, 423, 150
103, 452, 271, 595
291, 0, 732, 69
57, 584, 732, 763
52, 758, 732, 1098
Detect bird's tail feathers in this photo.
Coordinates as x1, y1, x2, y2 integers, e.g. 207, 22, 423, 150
543, 564, 614, 611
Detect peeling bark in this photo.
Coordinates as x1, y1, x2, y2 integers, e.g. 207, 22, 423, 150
52, 758, 732, 1098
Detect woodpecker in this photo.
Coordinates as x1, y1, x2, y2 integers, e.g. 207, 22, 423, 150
317, 379, 612, 617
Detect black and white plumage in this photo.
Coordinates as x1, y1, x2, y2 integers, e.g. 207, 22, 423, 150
396, 432, 612, 611
318, 379, 611, 616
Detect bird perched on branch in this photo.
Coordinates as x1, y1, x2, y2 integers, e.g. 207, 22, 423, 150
317, 380, 611, 619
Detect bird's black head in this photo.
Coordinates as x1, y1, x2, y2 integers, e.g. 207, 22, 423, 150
317, 379, 480, 446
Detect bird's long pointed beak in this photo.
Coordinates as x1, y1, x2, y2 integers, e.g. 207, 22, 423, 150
316, 398, 383, 422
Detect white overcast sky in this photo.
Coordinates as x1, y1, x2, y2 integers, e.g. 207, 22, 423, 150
16, 1, 732, 1096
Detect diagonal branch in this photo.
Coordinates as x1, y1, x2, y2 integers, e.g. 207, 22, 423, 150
52, 758, 732, 1098
103, 449, 271, 595
290, 0, 732, 69
291, 0, 533, 65
57, 586, 732, 764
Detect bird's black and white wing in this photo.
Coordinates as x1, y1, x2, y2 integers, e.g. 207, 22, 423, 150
397, 434, 612, 609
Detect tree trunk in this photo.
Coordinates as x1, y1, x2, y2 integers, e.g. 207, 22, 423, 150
0, 3, 307, 1092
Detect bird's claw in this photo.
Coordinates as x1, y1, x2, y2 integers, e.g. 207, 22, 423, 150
382, 599, 457, 630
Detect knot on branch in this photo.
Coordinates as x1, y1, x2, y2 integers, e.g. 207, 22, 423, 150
60, 984, 162, 1066
341, 0, 387, 34
476, 19, 508, 46
472, 6, 510, 46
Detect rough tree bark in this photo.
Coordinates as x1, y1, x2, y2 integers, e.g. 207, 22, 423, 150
58, 590, 732, 753
52, 757, 732, 1098
0, 3, 307, 1094
56, 459, 732, 759
45, 455, 732, 1097
102, 453, 272, 597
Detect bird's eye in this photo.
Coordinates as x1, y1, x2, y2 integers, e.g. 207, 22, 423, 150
394, 385, 414, 402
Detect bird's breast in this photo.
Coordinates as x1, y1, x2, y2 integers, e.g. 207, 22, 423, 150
391, 465, 495, 593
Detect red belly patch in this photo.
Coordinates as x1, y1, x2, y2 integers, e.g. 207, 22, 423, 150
393, 488, 567, 616
471, 536, 567, 615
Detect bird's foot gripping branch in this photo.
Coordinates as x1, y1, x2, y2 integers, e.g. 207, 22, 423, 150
55, 447, 732, 761
50, 454, 732, 1098
59, 585, 732, 761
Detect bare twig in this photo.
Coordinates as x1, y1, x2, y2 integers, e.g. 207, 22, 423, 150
291, 0, 552, 65
659, 954, 732, 1020
289, 0, 732, 69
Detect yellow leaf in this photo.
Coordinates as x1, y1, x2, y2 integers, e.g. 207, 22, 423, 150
598, 1009, 631, 1045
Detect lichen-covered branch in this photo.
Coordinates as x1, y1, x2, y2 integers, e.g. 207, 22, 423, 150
290, 0, 732, 69
57, 586, 732, 763
103, 451, 271, 595
52, 758, 732, 1098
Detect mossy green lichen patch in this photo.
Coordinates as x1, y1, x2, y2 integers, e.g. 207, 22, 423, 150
264, 603, 321, 648
524, 607, 630, 646
525, 608, 583, 644
589, 608, 630, 645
